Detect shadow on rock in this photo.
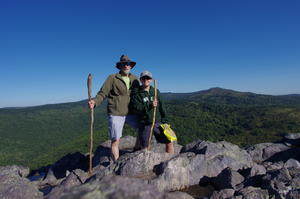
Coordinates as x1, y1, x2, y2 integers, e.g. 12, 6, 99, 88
92, 145, 135, 168
265, 148, 300, 163
92, 145, 111, 167
30, 152, 89, 180
180, 184, 215, 199
283, 133, 300, 147
51, 152, 88, 179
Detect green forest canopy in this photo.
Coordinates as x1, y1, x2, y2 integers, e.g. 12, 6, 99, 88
1, 88, 300, 170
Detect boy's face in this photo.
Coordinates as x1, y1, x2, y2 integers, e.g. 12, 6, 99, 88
140, 76, 152, 87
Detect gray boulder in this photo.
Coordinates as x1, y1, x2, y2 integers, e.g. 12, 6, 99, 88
51, 152, 88, 179
235, 186, 269, 199
249, 164, 267, 176
43, 168, 59, 186
288, 167, 300, 190
285, 133, 300, 140
205, 155, 250, 178
59, 174, 177, 199
0, 165, 30, 177
150, 152, 207, 191
0, 165, 43, 199
239, 163, 266, 179
284, 159, 300, 169
150, 140, 253, 192
213, 168, 244, 190
265, 148, 300, 163
92, 145, 111, 167
98, 135, 178, 153
287, 189, 300, 199
93, 136, 137, 167
209, 189, 235, 199
165, 191, 195, 199
262, 168, 293, 198
182, 140, 253, 168
150, 141, 182, 154
116, 149, 175, 177
263, 161, 284, 171
34, 167, 64, 196
92, 149, 176, 181
283, 133, 300, 146
92, 136, 182, 168
180, 139, 210, 153
46, 169, 89, 199
99, 135, 137, 149
247, 143, 290, 163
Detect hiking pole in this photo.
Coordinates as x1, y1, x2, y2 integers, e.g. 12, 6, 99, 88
87, 73, 94, 175
148, 79, 157, 150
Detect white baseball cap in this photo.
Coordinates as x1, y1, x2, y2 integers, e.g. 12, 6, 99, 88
140, 71, 153, 79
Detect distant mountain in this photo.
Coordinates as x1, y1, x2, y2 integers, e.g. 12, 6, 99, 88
1, 87, 300, 169
162, 87, 300, 106
286, 94, 300, 97
2, 87, 299, 109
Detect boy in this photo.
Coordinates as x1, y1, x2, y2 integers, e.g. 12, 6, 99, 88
130, 71, 174, 153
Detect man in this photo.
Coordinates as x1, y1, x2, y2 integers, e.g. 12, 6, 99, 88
88, 55, 140, 161
130, 71, 174, 153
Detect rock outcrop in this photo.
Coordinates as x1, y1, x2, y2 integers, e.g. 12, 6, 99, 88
0, 165, 43, 199
1, 134, 300, 199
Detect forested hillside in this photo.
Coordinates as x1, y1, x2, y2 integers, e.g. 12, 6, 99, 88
1, 88, 300, 169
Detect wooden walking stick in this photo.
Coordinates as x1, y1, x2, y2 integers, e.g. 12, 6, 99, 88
148, 79, 157, 150
87, 73, 94, 175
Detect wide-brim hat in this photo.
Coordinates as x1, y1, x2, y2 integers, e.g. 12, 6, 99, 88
116, 55, 136, 69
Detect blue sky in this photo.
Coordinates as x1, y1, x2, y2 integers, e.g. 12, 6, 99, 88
0, 0, 299, 108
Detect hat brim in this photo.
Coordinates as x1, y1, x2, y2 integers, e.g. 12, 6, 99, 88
140, 76, 153, 79
116, 61, 136, 69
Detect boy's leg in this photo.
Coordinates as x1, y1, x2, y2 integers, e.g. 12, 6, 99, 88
138, 124, 151, 149
133, 134, 141, 151
108, 115, 126, 161
166, 142, 174, 153
125, 114, 139, 129
125, 114, 141, 150
152, 123, 174, 153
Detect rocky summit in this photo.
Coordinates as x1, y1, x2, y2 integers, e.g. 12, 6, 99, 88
1, 133, 300, 199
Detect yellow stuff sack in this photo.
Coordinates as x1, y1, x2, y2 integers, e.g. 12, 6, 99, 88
160, 124, 177, 142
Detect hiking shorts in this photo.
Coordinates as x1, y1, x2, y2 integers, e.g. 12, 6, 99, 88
108, 114, 139, 141
138, 122, 170, 148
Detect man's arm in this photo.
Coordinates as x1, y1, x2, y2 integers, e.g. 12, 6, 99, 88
93, 75, 113, 107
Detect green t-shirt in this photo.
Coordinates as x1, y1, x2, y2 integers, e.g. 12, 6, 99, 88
122, 76, 130, 90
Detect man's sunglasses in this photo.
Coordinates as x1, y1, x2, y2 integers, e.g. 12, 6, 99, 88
121, 62, 132, 66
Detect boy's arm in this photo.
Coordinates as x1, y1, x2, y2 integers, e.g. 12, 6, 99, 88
131, 93, 149, 113
130, 78, 140, 92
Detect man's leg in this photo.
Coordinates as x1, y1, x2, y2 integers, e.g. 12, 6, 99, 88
108, 115, 126, 161
111, 139, 120, 161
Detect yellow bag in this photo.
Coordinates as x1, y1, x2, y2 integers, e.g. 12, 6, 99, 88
160, 124, 177, 142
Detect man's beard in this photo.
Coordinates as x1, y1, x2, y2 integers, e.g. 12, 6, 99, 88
122, 69, 131, 74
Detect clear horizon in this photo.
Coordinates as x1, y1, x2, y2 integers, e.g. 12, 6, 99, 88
0, 87, 299, 109
1, 0, 299, 108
